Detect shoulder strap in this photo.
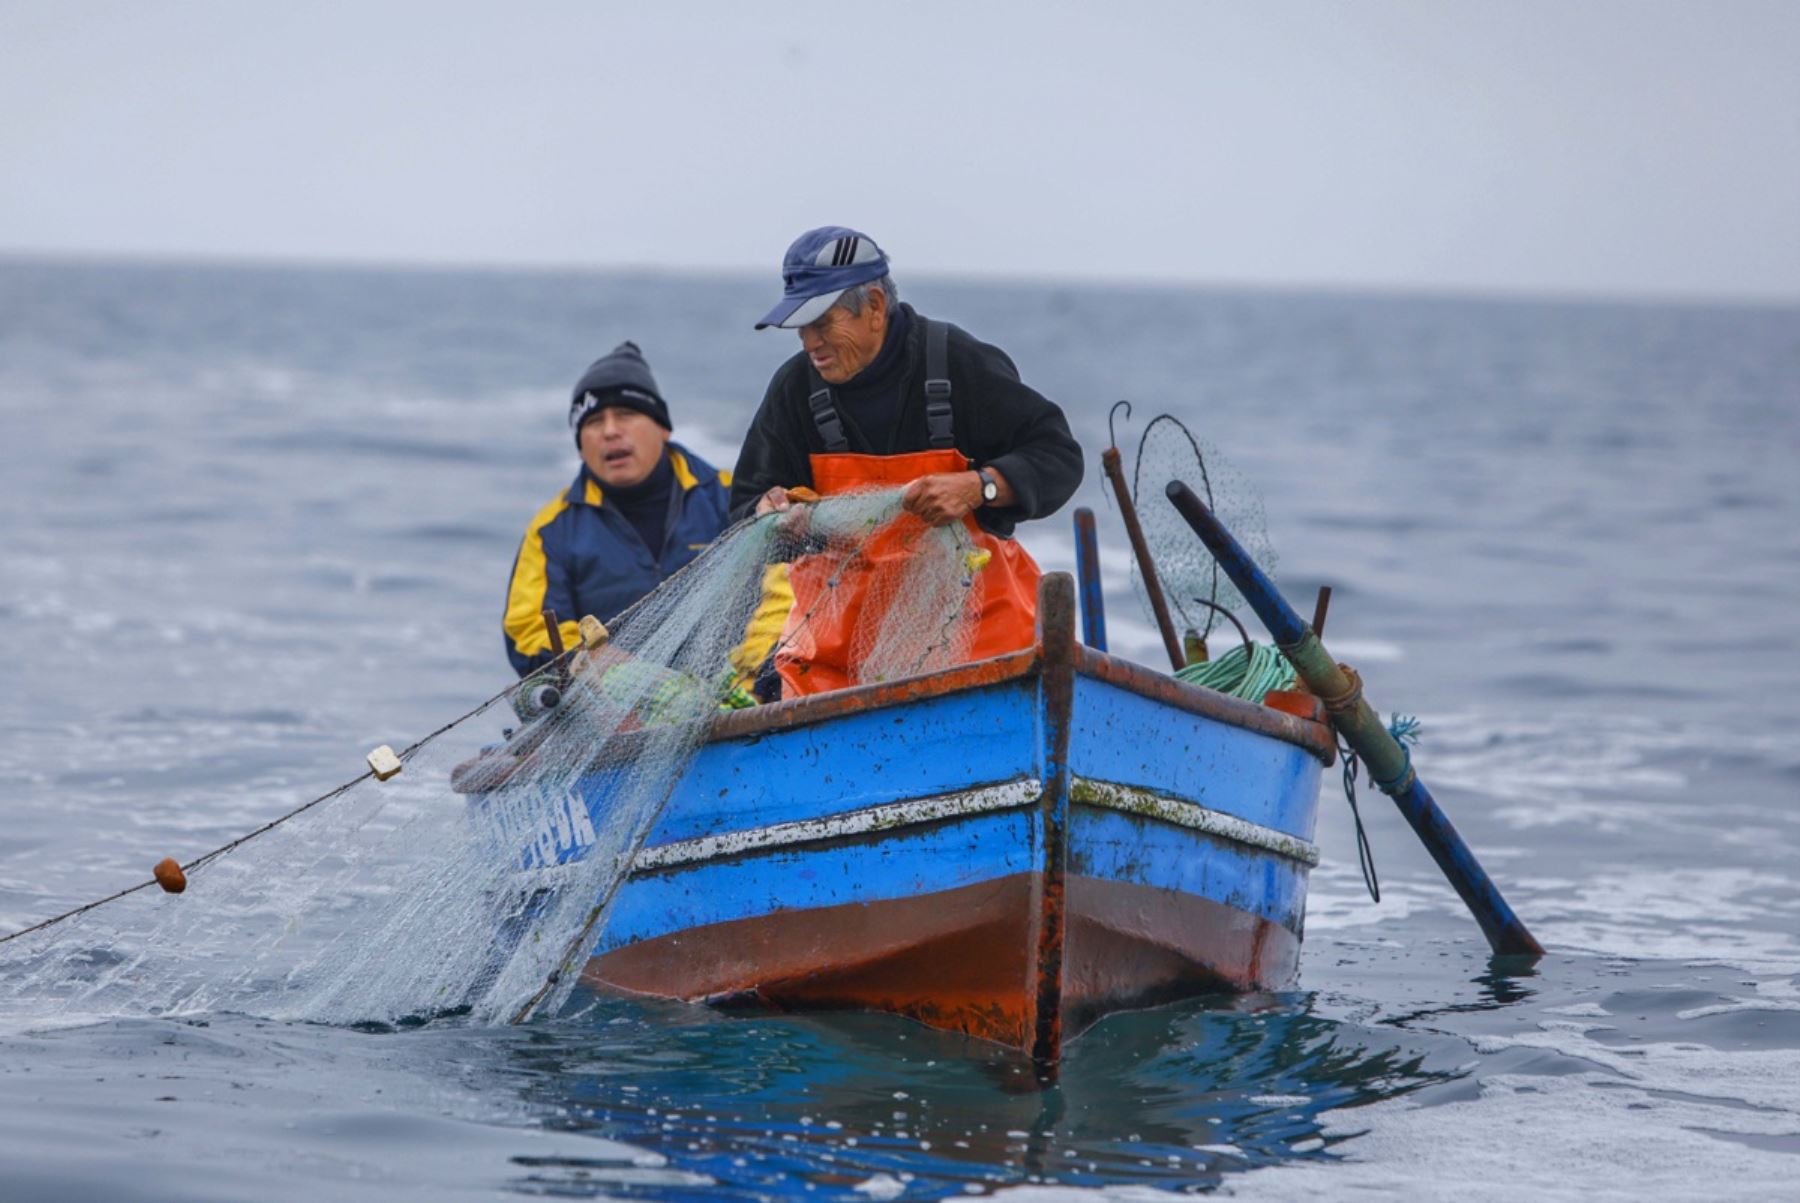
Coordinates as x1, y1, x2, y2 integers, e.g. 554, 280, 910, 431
923, 319, 954, 450
807, 383, 850, 453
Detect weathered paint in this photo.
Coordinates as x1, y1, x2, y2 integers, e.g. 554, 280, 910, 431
1062, 874, 1299, 1033
1069, 803, 1310, 933
590, 874, 1043, 1048
1070, 777, 1320, 867
1069, 674, 1324, 842
1025, 572, 1077, 1069
634, 778, 1042, 871
599, 808, 1042, 958
1072, 645, 1334, 764
710, 648, 1039, 743
587, 871, 1300, 1050
463, 571, 1327, 1059
649, 679, 1039, 844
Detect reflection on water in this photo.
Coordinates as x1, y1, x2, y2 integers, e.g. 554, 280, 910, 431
496, 990, 1470, 1198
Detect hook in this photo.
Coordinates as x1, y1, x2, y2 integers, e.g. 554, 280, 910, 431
1108, 400, 1132, 450
1188, 597, 1254, 664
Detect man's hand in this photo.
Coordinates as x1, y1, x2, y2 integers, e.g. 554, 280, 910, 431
755, 486, 794, 516
902, 471, 984, 526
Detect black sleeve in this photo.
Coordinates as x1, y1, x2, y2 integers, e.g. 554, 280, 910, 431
961, 340, 1084, 530
727, 361, 815, 521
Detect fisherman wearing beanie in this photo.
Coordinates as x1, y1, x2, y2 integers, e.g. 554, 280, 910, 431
503, 341, 731, 676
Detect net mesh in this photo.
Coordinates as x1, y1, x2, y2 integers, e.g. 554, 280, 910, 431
1127, 415, 1277, 642
0, 488, 986, 1030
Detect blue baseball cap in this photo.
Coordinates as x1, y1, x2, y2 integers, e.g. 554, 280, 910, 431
755, 226, 891, 330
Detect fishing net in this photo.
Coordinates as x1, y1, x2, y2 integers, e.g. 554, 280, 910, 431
0, 489, 987, 1031
1126, 414, 1278, 645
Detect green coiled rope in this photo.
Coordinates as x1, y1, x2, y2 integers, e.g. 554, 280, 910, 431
1173, 641, 1296, 703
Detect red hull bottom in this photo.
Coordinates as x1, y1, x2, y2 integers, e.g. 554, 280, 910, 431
582, 874, 1299, 1054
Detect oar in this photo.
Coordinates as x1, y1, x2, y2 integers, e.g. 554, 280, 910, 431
1165, 481, 1543, 958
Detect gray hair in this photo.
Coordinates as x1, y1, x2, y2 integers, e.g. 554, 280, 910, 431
835, 274, 898, 317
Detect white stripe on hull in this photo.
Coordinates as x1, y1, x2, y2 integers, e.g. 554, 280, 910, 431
634, 778, 1043, 871
631, 775, 1318, 872
1069, 778, 1320, 866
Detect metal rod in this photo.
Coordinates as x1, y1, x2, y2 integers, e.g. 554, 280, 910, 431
1165, 481, 1543, 958
1311, 586, 1332, 637
1102, 447, 1185, 670
542, 609, 565, 657
1071, 508, 1107, 652
1185, 596, 1253, 665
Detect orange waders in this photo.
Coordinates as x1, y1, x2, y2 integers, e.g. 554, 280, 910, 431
775, 448, 1042, 697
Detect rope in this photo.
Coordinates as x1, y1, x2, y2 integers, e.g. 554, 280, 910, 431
1337, 740, 1382, 903
1172, 641, 1296, 703
1316, 662, 1364, 715
1332, 714, 1420, 904
1370, 713, 1422, 795
0, 656, 565, 948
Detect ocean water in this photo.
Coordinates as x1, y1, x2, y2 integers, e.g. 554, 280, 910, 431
1, 257, 1797, 1200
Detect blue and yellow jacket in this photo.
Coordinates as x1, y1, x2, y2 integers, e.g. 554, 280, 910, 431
503, 445, 731, 676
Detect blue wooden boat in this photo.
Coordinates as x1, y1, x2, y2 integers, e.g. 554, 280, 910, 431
455, 574, 1332, 1063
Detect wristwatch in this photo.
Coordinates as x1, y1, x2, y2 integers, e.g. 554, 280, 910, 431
976, 467, 1000, 506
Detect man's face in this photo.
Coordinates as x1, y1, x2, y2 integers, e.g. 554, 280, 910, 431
798, 290, 887, 384
579, 406, 670, 488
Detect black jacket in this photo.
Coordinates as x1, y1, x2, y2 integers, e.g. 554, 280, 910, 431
727, 304, 1084, 538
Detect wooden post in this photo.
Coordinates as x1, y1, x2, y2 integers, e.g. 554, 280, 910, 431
1101, 448, 1185, 670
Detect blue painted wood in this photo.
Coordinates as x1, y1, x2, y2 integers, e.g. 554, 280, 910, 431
586, 667, 1319, 960
597, 809, 1040, 954
644, 679, 1038, 846
480, 636, 1327, 999
1067, 675, 1322, 841
1068, 806, 1308, 932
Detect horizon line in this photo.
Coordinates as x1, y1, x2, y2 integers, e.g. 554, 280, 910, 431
3, 245, 1796, 313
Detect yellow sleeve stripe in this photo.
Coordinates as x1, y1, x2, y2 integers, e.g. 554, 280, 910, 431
727, 563, 795, 682
504, 495, 582, 659
670, 447, 730, 491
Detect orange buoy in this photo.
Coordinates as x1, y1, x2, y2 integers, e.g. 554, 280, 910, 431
153, 858, 187, 894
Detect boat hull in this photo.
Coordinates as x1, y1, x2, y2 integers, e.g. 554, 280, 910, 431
585, 868, 1300, 1051
458, 575, 1329, 1061
561, 575, 1328, 1061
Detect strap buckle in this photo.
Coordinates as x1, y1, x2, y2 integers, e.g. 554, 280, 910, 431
808, 386, 850, 453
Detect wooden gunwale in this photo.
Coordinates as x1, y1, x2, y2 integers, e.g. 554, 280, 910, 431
704, 644, 1334, 763
453, 638, 1332, 796
706, 649, 1039, 742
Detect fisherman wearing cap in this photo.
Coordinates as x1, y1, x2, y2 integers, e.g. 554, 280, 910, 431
503, 341, 731, 676
731, 227, 1083, 697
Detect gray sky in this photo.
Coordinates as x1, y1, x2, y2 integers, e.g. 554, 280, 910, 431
4, 0, 1797, 300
